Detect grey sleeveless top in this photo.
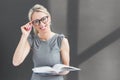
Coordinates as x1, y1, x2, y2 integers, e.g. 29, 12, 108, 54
28, 33, 65, 80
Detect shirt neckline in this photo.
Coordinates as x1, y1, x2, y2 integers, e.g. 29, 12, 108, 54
36, 33, 57, 42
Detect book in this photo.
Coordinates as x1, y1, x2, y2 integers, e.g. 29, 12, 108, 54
32, 64, 81, 75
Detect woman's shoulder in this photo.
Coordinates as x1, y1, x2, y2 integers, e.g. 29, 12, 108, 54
56, 33, 67, 42
55, 33, 65, 37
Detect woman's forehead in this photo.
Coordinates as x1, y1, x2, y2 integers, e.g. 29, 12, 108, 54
31, 12, 48, 20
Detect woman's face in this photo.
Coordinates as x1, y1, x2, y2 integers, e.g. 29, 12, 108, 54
31, 12, 51, 34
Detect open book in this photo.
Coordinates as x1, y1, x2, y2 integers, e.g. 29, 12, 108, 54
32, 64, 80, 75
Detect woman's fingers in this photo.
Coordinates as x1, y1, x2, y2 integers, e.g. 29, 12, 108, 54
23, 22, 32, 31
21, 22, 33, 35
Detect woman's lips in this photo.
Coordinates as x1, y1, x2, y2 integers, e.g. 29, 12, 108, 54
40, 26, 46, 30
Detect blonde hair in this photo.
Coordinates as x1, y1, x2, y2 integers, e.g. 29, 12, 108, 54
28, 4, 51, 34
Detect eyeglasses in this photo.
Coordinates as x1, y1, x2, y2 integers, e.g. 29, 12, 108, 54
32, 16, 48, 26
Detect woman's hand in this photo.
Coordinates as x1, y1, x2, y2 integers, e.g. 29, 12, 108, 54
21, 22, 32, 37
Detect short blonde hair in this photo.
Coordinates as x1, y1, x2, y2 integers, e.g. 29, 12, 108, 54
28, 4, 51, 34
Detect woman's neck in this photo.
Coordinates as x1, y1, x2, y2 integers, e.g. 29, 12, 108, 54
38, 31, 55, 41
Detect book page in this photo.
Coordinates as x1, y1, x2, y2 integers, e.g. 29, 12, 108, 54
32, 64, 81, 75
53, 64, 68, 70
32, 66, 56, 73
53, 64, 80, 73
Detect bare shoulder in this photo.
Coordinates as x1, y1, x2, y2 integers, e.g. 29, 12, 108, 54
62, 37, 69, 44
61, 37, 70, 50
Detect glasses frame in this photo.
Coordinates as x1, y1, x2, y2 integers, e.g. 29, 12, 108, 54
32, 16, 48, 26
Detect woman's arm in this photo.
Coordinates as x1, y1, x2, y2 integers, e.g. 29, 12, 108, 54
60, 38, 70, 66
12, 22, 32, 66
60, 37, 70, 75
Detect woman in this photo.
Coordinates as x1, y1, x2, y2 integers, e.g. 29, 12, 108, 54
12, 4, 70, 80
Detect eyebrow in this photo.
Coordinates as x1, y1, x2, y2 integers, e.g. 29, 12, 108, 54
32, 16, 48, 21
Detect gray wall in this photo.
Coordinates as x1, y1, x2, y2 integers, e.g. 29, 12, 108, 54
0, 0, 120, 80
78, 0, 120, 80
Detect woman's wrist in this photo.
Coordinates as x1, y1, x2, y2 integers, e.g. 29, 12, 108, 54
21, 34, 29, 39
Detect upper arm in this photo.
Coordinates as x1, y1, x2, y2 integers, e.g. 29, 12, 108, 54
60, 38, 70, 66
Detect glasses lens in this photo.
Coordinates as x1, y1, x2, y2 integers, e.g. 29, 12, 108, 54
32, 19, 40, 26
40, 16, 48, 24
